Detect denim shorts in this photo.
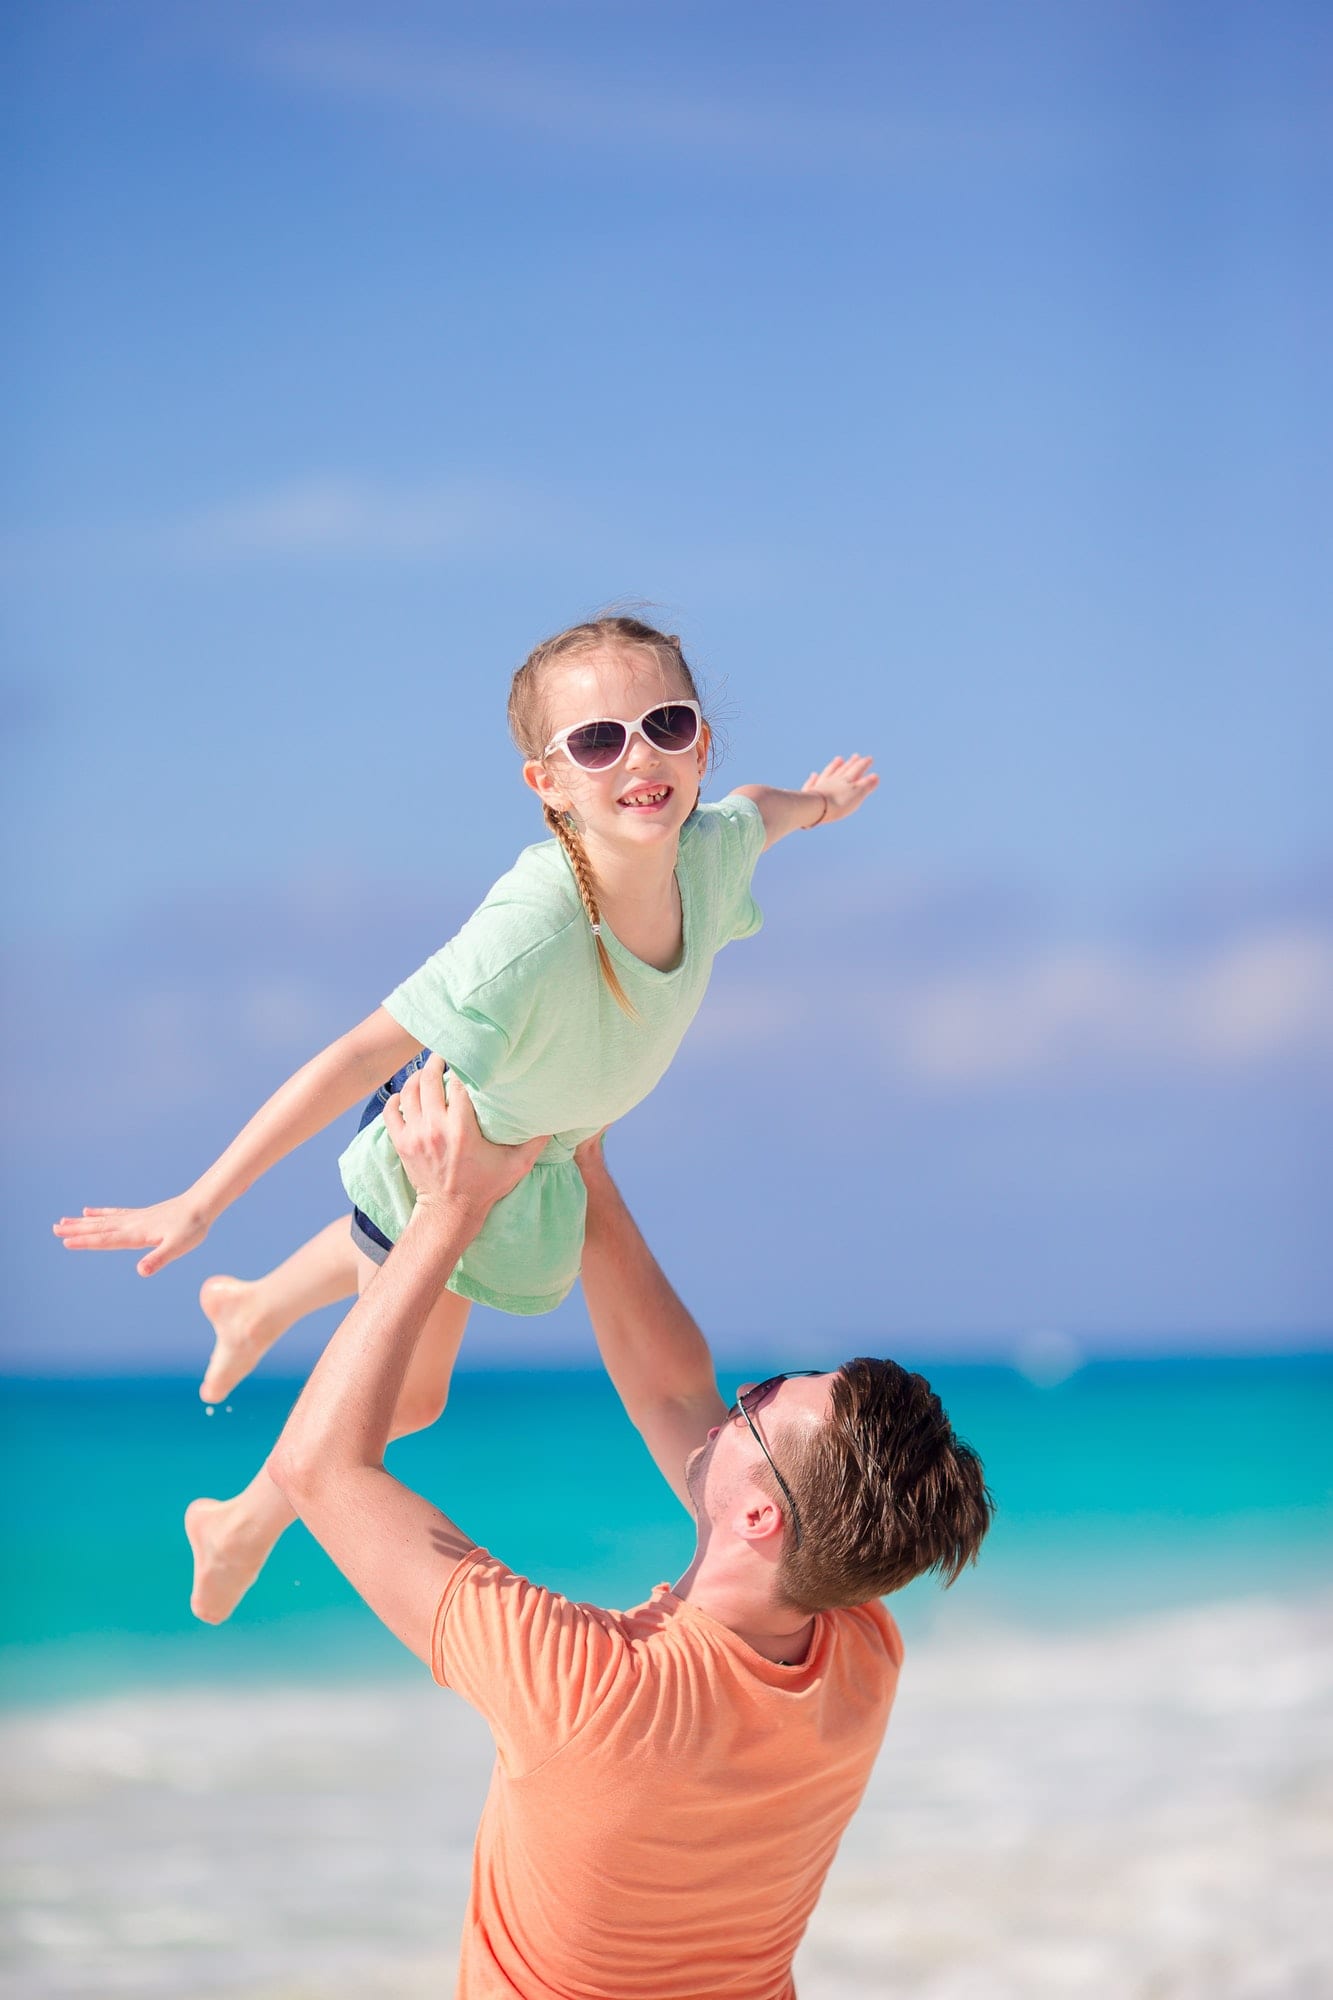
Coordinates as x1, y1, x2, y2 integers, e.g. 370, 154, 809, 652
348, 1048, 432, 1264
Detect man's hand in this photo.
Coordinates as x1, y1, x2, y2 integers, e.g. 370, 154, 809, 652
384, 1055, 549, 1226
572, 1128, 610, 1181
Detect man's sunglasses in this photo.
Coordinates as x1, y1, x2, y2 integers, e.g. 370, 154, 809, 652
729, 1370, 825, 1551
542, 700, 703, 773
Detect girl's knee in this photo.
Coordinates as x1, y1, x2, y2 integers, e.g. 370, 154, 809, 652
393, 1382, 449, 1439
392, 1291, 467, 1439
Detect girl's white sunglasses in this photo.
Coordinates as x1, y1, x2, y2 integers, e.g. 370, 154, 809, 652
542, 700, 703, 772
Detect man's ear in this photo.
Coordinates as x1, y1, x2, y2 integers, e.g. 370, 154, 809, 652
736, 1490, 786, 1550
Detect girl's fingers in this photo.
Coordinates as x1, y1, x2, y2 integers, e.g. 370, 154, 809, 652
54, 1217, 147, 1246
804, 755, 879, 790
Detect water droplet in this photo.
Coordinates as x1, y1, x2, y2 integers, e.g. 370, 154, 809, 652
1013, 1328, 1083, 1388
205, 1405, 216, 1417
224, 1404, 233, 1414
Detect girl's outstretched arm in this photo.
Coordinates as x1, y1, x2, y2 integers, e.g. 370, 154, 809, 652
734, 751, 878, 851
53, 1006, 422, 1277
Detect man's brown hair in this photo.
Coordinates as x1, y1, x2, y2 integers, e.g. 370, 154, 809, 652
773, 1358, 994, 1613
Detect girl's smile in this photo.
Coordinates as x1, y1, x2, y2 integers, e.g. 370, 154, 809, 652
615, 781, 675, 814
526, 647, 708, 849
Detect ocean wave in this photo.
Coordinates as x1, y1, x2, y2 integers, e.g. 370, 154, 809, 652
4, 1593, 1331, 1998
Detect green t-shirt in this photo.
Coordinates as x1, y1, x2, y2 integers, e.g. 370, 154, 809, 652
338, 794, 766, 1315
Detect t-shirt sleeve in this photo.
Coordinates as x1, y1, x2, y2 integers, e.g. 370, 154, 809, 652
840, 1597, 905, 1680
863, 1597, 906, 1670
692, 793, 766, 947
383, 903, 547, 1092
431, 1550, 626, 1776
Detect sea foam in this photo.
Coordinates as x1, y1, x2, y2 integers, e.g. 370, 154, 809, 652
4, 1592, 1330, 1998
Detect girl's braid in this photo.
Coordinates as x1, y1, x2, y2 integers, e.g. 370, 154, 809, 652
543, 803, 637, 1019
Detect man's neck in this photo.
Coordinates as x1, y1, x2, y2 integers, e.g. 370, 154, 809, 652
671, 1555, 817, 1668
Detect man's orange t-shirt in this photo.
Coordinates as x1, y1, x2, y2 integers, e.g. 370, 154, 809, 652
431, 1548, 903, 1999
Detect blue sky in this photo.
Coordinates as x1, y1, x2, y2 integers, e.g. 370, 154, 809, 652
4, 2, 1329, 1370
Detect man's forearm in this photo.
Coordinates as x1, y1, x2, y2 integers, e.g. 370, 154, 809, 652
262, 1065, 545, 1669
579, 1157, 720, 1423
269, 1197, 480, 1497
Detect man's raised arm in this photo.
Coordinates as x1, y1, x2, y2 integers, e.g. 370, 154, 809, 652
268, 1059, 547, 1666
574, 1138, 727, 1511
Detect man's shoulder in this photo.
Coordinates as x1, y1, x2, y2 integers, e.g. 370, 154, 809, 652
826, 1596, 906, 1673
433, 1551, 634, 1677
429, 1554, 647, 1776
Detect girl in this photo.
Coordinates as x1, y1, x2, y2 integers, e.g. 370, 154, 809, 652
55, 617, 877, 1621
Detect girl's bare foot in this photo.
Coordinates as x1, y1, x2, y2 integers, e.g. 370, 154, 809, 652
198, 1276, 278, 1403
184, 1497, 268, 1624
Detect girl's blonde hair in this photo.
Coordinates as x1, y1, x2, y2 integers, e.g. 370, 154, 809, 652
508, 616, 709, 1019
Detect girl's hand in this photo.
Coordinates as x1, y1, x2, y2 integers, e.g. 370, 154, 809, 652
52, 1195, 211, 1277
802, 753, 879, 826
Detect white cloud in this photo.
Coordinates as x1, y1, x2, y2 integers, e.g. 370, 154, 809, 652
0, 477, 547, 572
251, 31, 966, 173
167, 476, 537, 563
891, 926, 1333, 1085
1190, 930, 1333, 1062
698, 922, 1333, 1087
3, 472, 776, 582
244, 22, 1326, 176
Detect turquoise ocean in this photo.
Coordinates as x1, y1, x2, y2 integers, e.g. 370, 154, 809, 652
4, 1356, 1332, 1998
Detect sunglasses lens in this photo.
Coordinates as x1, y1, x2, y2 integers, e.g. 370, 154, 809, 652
739, 1374, 784, 1416
565, 720, 629, 769
642, 704, 699, 754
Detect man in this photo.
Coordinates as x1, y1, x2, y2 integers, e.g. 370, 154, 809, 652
269, 1056, 992, 1998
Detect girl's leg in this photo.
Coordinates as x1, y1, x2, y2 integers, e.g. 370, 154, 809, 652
198, 1218, 361, 1403
185, 1251, 472, 1624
